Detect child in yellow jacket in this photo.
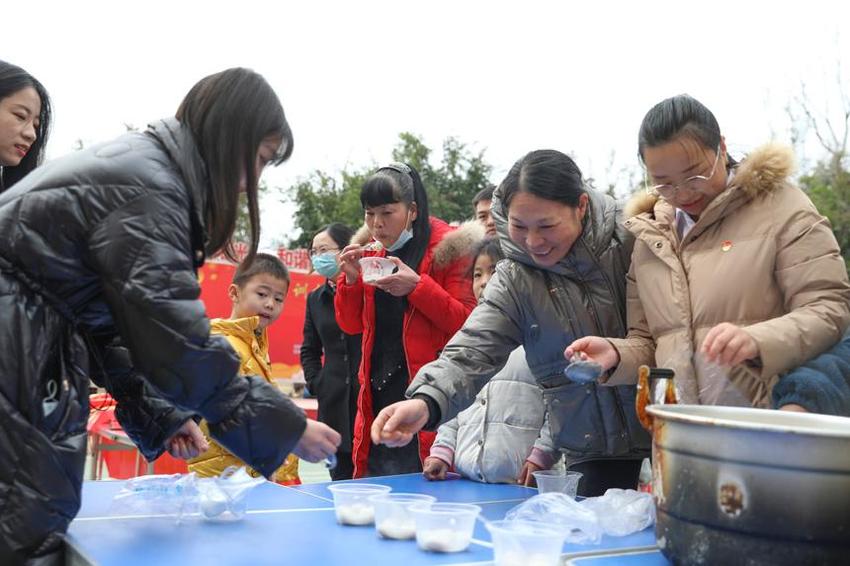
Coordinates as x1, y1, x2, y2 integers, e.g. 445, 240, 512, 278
188, 253, 300, 484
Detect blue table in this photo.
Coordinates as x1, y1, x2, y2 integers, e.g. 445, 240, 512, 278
66, 473, 659, 565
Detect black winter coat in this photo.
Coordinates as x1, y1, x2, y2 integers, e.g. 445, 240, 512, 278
300, 281, 361, 450
0, 118, 306, 562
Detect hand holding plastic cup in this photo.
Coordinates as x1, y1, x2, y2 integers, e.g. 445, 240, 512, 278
359, 257, 397, 284
532, 470, 583, 498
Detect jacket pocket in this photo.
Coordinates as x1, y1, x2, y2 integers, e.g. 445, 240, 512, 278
539, 374, 607, 455
37, 328, 87, 440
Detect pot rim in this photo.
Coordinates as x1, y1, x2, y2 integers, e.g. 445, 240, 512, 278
646, 404, 850, 439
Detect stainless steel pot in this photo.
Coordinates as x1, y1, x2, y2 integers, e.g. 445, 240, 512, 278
646, 404, 850, 565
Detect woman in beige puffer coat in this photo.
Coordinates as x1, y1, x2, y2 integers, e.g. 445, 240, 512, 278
569, 94, 850, 407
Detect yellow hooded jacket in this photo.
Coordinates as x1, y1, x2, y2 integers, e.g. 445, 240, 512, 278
187, 316, 300, 483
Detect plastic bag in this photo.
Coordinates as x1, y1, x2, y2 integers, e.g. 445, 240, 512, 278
196, 466, 265, 522
504, 493, 603, 544
504, 489, 656, 544
109, 473, 199, 521
109, 467, 265, 523
580, 489, 655, 536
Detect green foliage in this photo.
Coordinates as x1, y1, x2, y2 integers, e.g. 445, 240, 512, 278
286, 132, 492, 247
800, 159, 850, 274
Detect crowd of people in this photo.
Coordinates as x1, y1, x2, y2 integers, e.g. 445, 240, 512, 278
1, 59, 849, 563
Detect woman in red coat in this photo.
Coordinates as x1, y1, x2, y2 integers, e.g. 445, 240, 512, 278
335, 162, 481, 477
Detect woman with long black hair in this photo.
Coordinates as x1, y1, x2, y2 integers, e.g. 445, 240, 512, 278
0, 60, 51, 192
0, 67, 339, 563
335, 163, 480, 477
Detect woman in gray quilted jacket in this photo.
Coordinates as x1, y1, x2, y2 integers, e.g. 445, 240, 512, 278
373, 149, 650, 496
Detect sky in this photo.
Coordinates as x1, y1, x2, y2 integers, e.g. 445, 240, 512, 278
4, 0, 849, 247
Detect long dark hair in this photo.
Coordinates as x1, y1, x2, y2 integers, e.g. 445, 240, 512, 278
0, 61, 51, 191
317, 222, 355, 249
360, 162, 431, 271
176, 67, 293, 265
638, 94, 736, 167
500, 149, 585, 209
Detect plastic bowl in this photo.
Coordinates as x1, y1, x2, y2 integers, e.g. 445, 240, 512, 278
359, 257, 397, 284
486, 519, 567, 566
370, 493, 437, 539
532, 470, 583, 498
409, 502, 482, 553
327, 483, 392, 525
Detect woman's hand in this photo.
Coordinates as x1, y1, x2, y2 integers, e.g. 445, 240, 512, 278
779, 403, 809, 413
371, 399, 430, 447
373, 256, 421, 296
292, 419, 341, 462
338, 244, 365, 284
517, 461, 543, 486
165, 420, 209, 460
565, 337, 620, 372
422, 457, 450, 480
701, 323, 760, 367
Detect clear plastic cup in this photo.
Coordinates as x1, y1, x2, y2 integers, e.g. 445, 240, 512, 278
409, 502, 482, 553
359, 257, 397, 283
327, 483, 392, 525
532, 470, 583, 498
370, 493, 436, 539
486, 520, 567, 566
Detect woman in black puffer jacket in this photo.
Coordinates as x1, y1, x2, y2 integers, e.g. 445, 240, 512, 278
0, 67, 340, 564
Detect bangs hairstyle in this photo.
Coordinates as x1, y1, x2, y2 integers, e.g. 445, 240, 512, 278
176, 67, 293, 266
0, 60, 52, 190
360, 163, 431, 270
500, 149, 585, 210
468, 237, 504, 278
638, 94, 736, 167
232, 252, 290, 288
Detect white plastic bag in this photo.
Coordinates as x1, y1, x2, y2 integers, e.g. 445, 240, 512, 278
580, 489, 655, 537
108, 467, 266, 523
504, 492, 603, 544
196, 466, 266, 522
109, 473, 199, 520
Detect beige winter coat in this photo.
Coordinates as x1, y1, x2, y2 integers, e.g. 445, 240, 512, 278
604, 143, 850, 407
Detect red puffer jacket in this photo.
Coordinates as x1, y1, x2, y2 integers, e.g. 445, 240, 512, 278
335, 218, 481, 477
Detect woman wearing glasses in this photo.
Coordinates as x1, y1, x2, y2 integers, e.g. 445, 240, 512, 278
301, 223, 363, 479
568, 94, 850, 409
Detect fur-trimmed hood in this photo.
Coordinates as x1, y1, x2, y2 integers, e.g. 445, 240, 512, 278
351, 218, 485, 268
624, 142, 797, 219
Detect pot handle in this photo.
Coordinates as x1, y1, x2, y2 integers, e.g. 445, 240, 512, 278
636, 366, 677, 431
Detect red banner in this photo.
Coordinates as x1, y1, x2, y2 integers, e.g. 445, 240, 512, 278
198, 252, 324, 379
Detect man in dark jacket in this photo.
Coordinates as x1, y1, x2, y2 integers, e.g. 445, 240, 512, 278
0, 68, 339, 563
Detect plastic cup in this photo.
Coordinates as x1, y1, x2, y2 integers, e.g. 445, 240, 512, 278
409, 502, 481, 553
532, 470, 583, 498
359, 257, 397, 284
370, 493, 436, 540
486, 520, 567, 566
327, 483, 391, 526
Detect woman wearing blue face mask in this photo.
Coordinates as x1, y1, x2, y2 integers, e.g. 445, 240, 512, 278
335, 163, 482, 477
300, 223, 362, 480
